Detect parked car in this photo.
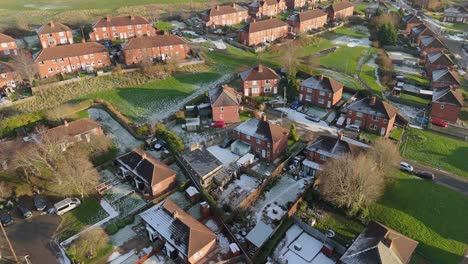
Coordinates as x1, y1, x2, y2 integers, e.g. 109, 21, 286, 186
54, 198, 81, 216
33, 195, 47, 211
219, 138, 235, 148
290, 100, 302, 110
0, 213, 13, 227
399, 162, 414, 173
431, 118, 447, 128
17, 205, 32, 219
345, 124, 360, 132
415, 171, 435, 180
305, 115, 321, 122
211, 120, 226, 128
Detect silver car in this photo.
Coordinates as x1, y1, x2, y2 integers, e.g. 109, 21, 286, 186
399, 162, 413, 173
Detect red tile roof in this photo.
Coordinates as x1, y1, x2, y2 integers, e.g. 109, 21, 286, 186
298, 9, 328, 22
245, 18, 288, 33
207, 3, 247, 16
240, 64, 280, 81
0, 33, 15, 43
38, 21, 72, 35
122, 35, 186, 50
327, 1, 354, 12
41, 119, 101, 141
133, 148, 176, 186
93, 15, 151, 28
210, 84, 240, 107
34, 42, 108, 62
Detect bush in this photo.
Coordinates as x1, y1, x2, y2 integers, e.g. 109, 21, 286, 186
105, 223, 119, 235
135, 123, 152, 137
289, 123, 299, 142
154, 123, 184, 153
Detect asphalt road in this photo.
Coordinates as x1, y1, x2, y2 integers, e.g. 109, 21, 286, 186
403, 159, 468, 195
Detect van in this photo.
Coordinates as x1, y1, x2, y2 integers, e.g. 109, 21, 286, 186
54, 198, 81, 216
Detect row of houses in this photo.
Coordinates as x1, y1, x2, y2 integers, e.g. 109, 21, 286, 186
401, 13, 463, 123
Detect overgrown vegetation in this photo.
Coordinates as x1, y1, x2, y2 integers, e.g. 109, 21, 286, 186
154, 123, 184, 153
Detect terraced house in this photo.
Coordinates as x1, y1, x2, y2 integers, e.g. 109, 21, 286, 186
401, 14, 422, 33
239, 18, 289, 46
299, 75, 343, 108
0, 61, 20, 97
121, 35, 189, 65
202, 3, 249, 28
326, 1, 354, 22
431, 87, 463, 123
285, 0, 308, 10
345, 97, 398, 137
410, 24, 435, 45
0, 33, 18, 57
419, 36, 446, 56
425, 51, 454, 76
248, 0, 287, 19
37, 21, 74, 49
288, 9, 328, 33
89, 15, 156, 42
240, 64, 280, 96
34, 42, 111, 78
431, 68, 460, 89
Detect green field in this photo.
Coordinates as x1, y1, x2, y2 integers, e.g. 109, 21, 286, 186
360, 64, 382, 96
369, 171, 468, 263
0, 0, 200, 10
320, 46, 367, 75
401, 128, 468, 178
334, 27, 369, 38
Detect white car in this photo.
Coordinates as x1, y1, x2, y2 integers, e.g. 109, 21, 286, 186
399, 162, 414, 173
345, 124, 360, 132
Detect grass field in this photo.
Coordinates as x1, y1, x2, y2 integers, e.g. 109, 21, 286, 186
399, 93, 430, 105
404, 74, 430, 87
320, 46, 367, 75
0, 0, 201, 10
401, 128, 468, 178
360, 65, 382, 96
369, 171, 468, 263
334, 27, 369, 38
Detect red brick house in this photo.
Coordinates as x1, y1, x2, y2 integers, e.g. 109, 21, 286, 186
299, 75, 343, 108
430, 87, 463, 123
115, 148, 177, 196
248, 0, 287, 19
411, 0, 443, 10
410, 24, 435, 44
288, 9, 328, 33
121, 35, 189, 65
345, 97, 398, 137
286, 0, 307, 10
425, 51, 454, 76
233, 116, 289, 162
419, 36, 446, 56
239, 18, 289, 46
0, 61, 21, 97
34, 42, 111, 78
89, 15, 156, 42
326, 1, 354, 22
431, 68, 460, 89
201, 3, 249, 28
401, 14, 422, 33
38, 21, 74, 49
209, 84, 241, 123
0, 33, 18, 57
240, 64, 280, 96
443, 6, 468, 24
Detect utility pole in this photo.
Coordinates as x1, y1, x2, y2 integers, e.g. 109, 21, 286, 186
0, 223, 19, 264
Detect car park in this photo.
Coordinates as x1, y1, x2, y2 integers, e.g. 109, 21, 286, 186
345, 124, 360, 132
219, 138, 235, 148
399, 162, 414, 173
17, 205, 32, 219
415, 171, 435, 180
0, 213, 13, 227
33, 196, 47, 211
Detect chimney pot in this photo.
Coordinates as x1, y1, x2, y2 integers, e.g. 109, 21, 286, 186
337, 132, 343, 141
49, 21, 55, 27
370, 96, 376, 106
64, 120, 69, 127
130, 15, 135, 20
106, 15, 111, 22
319, 74, 324, 81
232, 2, 236, 7
258, 64, 263, 72
261, 114, 267, 122
216, 5, 220, 10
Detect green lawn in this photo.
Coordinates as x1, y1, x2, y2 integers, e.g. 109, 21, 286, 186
59, 198, 109, 241
404, 74, 430, 87
67, 243, 113, 264
301, 38, 335, 56
400, 93, 430, 105
320, 46, 367, 75
154, 21, 175, 32
83, 71, 221, 123
315, 68, 365, 91
334, 27, 369, 38
354, 3, 370, 15
389, 127, 404, 141
401, 128, 468, 178
0, 0, 200, 10
369, 171, 468, 263
360, 65, 382, 96
315, 212, 364, 246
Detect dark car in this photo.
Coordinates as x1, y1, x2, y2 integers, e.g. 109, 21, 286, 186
34, 195, 47, 211
415, 171, 435, 180
17, 205, 32, 219
290, 100, 302, 110
305, 115, 321, 122
219, 138, 235, 148
0, 213, 13, 227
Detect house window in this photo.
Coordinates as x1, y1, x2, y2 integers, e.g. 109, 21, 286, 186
1, 43, 7, 48
90, 54, 94, 58
39, 61, 44, 65
1, 73, 6, 78
252, 80, 257, 85
84, 55, 89, 59
372, 116, 379, 121
369, 124, 377, 130
112, 26, 116, 30
59, 58, 64, 62
318, 98, 324, 104
48, 68, 53, 72
52, 59, 57, 64
307, 88, 312, 93
264, 87, 271, 92
246, 135, 251, 140
320, 155, 326, 161
266, 79, 271, 84
383, 119, 388, 123
356, 112, 363, 118
128, 25, 132, 29
137, 24, 142, 28
305, 95, 312, 101
47, 33, 53, 38
59, 32, 64, 36
319, 91, 326, 96
440, 104, 444, 109
256, 138, 261, 144
98, 60, 102, 65
252, 88, 259, 94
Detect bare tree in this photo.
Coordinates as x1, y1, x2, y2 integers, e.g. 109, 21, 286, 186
146, 5, 161, 23
10, 50, 38, 84
0, 182, 13, 201
319, 154, 385, 216
69, 227, 109, 260
60, 153, 100, 199
280, 40, 302, 78
368, 138, 400, 173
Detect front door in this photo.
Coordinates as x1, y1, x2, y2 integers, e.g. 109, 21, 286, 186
380, 127, 386, 136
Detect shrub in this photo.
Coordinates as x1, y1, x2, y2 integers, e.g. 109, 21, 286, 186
135, 123, 152, 137
105, 223, 119, 235
154, 123, 184, 153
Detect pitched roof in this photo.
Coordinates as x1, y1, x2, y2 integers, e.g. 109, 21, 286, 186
117, 148, 176, 185
347, 97, 398, 119
206, 3, 247, 16
420, 36, 445, 49
306, 134, 364, 158
239, 64, 280, 81
0, 33, 15, 43
250, 0, 280, 7
432, 68, 460, 84
93, 15, 151, 28
38, 21, 72, 35
327, 1, 354, 12
427, 51, 453, 65
432, 87, 464, 106
34, 42, 108, 62
402, 14, 422, 24
41, 119, 101, 141
243, 18, 288, 33
411, 24, 434, 38
0, 61, 16, 74
301, 75, 343, 93
140, 199, 216, 259
297, 9, 328, 22
234, 118, 289, 142
209, 84, 240, 107
121, 35, 186, 50
340, 221, 418, 264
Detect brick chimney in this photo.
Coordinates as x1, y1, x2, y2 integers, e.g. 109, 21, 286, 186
261, 114, 267, 122
142, 152, 147, 160
172, 210, 179, 219
49, 21, 55, 28
319, 74, 324, 81
216, 5, 220, 10
258, 64, 263, 73
232, 2, 236, 8
337, 132, 343, 141
106, 15, 111, 22
64, 120, 69, 127
130, 15, 135, 20
82, 38, 86, 43
369, 96, 376, 106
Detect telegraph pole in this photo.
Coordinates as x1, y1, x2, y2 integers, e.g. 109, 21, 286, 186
0, 223, 19, 263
